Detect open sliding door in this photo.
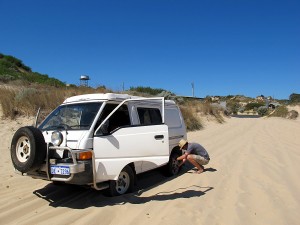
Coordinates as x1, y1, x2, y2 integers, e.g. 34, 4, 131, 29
93, 97, 169, 182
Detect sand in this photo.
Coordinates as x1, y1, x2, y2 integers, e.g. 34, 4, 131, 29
1, 114, 300, 225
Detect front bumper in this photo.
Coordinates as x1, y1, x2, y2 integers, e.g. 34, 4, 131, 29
26, 144, 108, 190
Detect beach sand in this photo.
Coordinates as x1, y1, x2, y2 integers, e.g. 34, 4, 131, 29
0, 114, 300, 225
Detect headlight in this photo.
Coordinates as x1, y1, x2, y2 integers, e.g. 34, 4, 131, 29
51, 131, 63, 146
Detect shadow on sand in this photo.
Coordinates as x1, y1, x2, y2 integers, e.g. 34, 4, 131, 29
33, 165, 216, 209
231, 115, 261, 118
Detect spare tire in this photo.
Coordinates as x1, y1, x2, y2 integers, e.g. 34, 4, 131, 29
11, 126, 47, 173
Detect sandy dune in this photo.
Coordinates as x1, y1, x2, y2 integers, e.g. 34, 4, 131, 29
1, 115, 300, 225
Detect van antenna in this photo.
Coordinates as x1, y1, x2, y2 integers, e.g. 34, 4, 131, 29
35, 107, 41, 128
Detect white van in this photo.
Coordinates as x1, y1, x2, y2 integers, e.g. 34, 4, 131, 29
11, 93, 187, 196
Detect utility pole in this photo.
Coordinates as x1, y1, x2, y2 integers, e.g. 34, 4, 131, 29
122, 82, 125, 92
191, 82, 195, 97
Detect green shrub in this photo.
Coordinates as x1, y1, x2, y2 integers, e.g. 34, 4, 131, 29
0, 53, 64, 87
3, 55, 31, 72
239, 107, 245, 113
226, 101, 240, 115
287, 110, 299, 120
0, 74, 16, 82
245, 102, 265, 111
257, 106, 268, 116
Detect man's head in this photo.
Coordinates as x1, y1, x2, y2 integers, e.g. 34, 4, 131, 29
179, 139, 188, 150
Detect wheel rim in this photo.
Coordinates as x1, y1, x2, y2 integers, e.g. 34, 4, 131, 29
116, 171, 130, 194
171, 156, 179, 174
16, 136, 31, 163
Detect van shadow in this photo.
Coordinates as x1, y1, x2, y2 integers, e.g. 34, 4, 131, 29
33, 166, 215, 209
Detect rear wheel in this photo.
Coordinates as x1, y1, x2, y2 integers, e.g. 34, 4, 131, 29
165, 152, 181, 176
107, 166, 135, 196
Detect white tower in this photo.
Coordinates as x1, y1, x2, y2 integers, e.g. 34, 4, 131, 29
80, 75, 90, 87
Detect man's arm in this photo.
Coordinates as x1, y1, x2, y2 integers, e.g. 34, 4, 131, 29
177, 153, 187, 161
177, 152, 188, 167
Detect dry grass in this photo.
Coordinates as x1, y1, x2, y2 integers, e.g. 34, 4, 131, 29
269, 105, 299, 120
0, 84, 225, 132
0, 87, 16, 118
196, 102, 225, 123
179, 105, 203, 131
0, 84, 109, 119
178, 100, 225, 131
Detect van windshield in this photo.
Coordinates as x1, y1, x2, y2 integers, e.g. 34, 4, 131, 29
39, 102, 102, 131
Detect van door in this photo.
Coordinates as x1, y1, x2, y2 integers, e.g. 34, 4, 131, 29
93, 98, 169, 182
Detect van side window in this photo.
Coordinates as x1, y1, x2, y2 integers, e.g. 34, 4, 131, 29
137, 107, 162, 125
98, 103, 131, 133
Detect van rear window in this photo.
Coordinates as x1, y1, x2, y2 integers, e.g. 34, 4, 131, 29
165, 108, 182, 128
137, 108, 162, 125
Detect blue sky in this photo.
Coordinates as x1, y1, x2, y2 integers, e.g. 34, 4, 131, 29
0, 0, 299, 99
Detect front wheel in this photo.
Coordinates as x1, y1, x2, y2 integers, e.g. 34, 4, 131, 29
107, 166, 135, 196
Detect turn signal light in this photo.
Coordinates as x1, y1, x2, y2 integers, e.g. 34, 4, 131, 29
78, 151, 93, 160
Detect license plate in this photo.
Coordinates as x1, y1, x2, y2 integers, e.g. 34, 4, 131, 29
50, 166, 70, 175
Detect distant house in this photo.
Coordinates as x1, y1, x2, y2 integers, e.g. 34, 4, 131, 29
268, 102, 281, 109
240, 102, 247, 107
256, 95, 265, 101
209, 96, 220, 102
203, 96, 220, 103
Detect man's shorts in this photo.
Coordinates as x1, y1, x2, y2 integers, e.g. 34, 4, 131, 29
190, 155, 209, 165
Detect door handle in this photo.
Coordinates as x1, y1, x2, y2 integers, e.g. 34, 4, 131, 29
154, 135, 164, 140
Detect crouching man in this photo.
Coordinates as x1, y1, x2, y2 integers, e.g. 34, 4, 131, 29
177, 139, 210, 174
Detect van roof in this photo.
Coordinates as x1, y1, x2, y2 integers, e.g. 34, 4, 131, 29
63, 93, 176, 105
